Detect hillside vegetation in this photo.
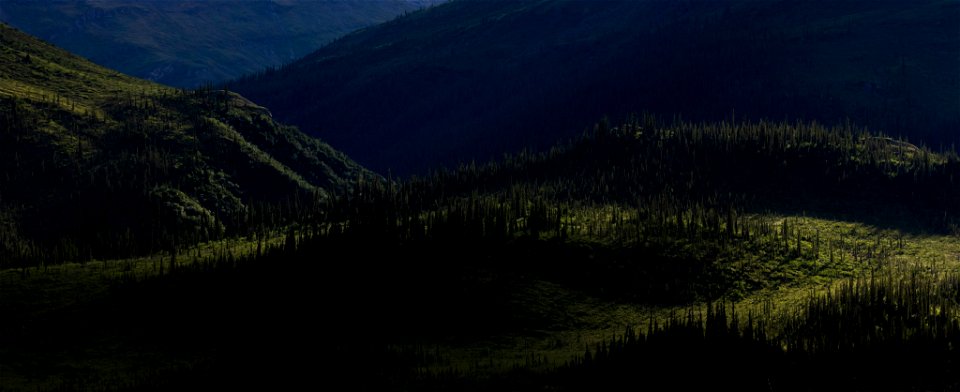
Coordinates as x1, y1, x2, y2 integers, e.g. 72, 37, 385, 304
3, 114, 957, 390
1, 7, 958, 390
232, 0, 960, 175
0, 0, 444, 87
0, 23, 365, 266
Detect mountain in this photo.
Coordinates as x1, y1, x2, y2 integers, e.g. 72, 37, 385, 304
0, 0, 445, 88
0, 23, 365, 265
230, 0, 960, 175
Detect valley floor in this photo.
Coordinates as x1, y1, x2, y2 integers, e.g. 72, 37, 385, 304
2, 215, 958, 390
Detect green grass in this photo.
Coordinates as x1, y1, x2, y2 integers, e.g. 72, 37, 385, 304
394, 214, 960, 376
7, 211, 948, 386
0, 235, 283, 391
0, 22, 168, 101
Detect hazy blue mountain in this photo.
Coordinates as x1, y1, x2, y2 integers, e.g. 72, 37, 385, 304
230, 0, 959, 175
0, 0, 444, 88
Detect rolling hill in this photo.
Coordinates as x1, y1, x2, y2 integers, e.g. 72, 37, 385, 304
0, 0, 444, 88
3, 113, 958, 390
230, 0, 960, 175
0, 23, 366, 265
1, 3, 958, 390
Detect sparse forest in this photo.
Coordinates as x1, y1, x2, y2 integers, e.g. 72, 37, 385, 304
1, 2, 959, 390
3, 113, 958, 390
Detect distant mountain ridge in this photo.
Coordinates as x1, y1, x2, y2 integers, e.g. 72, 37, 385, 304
0, 0, 445, 88
231, 0, 960, 175
0, 23, 366, 264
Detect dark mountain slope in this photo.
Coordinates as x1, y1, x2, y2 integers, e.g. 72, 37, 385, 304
0, 0, 444, 88
0, 23, 365, 265
231, 0, 960, 175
